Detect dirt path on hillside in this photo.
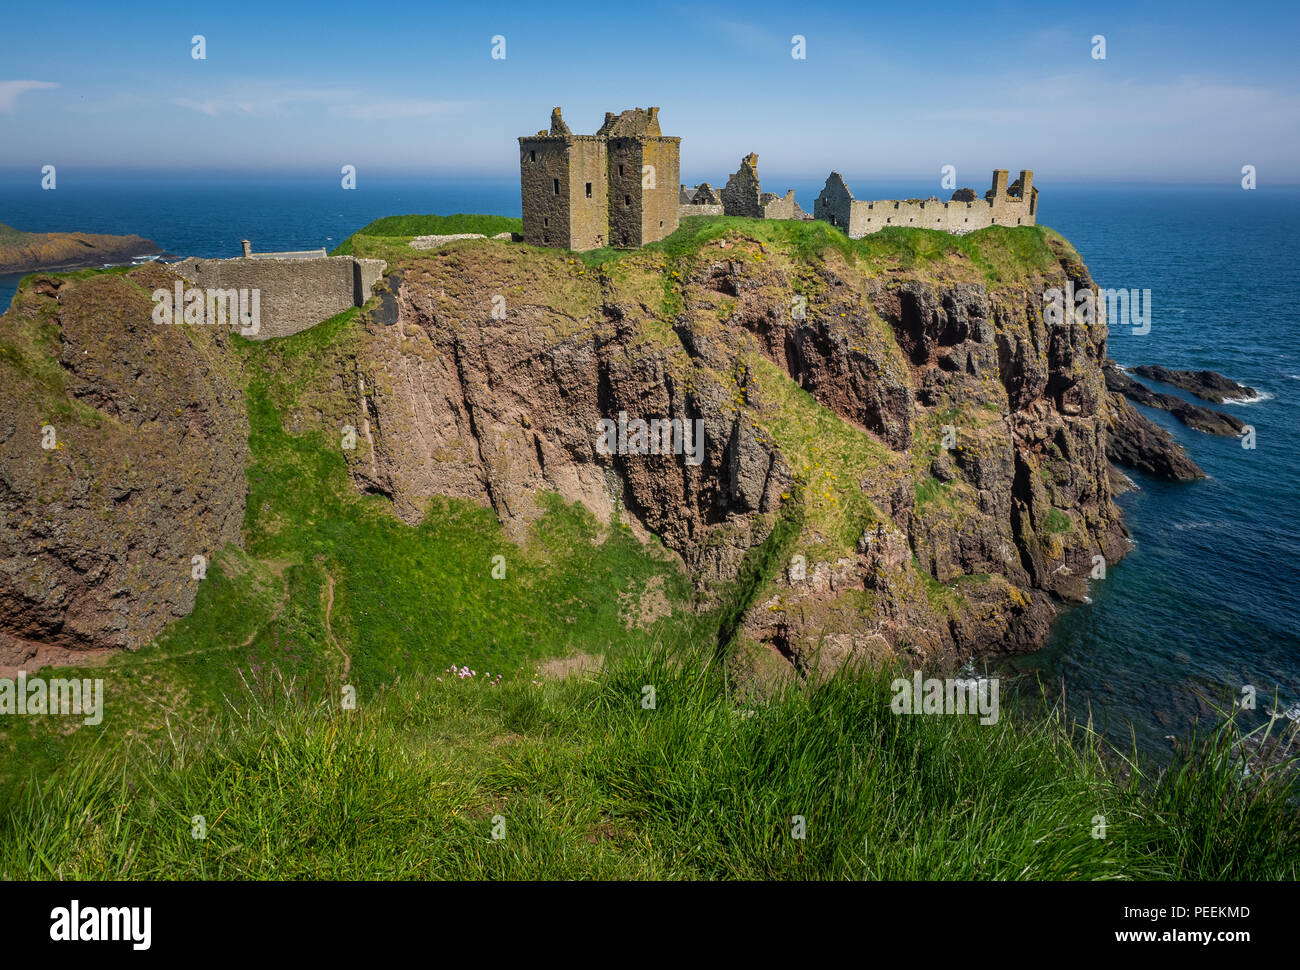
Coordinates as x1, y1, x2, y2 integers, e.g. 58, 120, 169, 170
323, 572, 351, 682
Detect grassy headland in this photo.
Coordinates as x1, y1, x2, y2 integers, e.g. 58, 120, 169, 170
1, 215, 1295, 880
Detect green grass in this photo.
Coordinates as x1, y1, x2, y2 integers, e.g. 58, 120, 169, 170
747, 354, 894, 558
1044, 508, 1072, 534
848, 225, 1060, 283
330, 211, 1059, 294
0, 314, 697, 788
914, 475, 949, 510
330, 213, 523, 257
3, 645, 1295, 879
580, 216, 1060, 285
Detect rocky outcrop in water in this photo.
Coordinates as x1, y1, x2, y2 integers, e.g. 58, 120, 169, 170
1104, 392, 1205, 480
1105, 362, 1245, 436
1132, 365, 1257, 404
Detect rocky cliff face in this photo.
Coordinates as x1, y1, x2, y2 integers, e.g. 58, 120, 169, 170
0, 225, 1198, 678
323, 228, 1141, 673
0, 267, 247, 673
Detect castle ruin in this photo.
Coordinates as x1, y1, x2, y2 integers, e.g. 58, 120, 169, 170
518, 107, 681, 250
518, 107, 1037, 249
814, 169, 1037, 237
689, 153, 810, 221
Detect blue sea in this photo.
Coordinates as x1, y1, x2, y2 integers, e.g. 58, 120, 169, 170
2, 173, 1296, 757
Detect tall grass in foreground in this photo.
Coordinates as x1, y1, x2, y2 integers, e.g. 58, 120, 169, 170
1, 647, 1296, 880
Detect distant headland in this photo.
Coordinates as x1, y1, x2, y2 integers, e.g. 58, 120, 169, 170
0, 221, 166, 274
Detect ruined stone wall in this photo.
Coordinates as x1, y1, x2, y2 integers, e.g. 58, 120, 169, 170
679, 204, 724, 218
172, 255, 385, 340
813, 172, 856, 230
519, 136, 572, 247
639, 136, 681, 244
761, 189, 797, 220
355, 258, 385, 305
721, 154, 763, 217
815, 170, 1038, 239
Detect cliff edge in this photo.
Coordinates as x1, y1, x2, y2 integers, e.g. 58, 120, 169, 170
0, 218, 1200, 677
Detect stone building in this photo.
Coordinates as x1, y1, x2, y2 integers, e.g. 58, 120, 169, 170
518, 107, 681, 250
678, 153, 810, 221
814, 169, 1037, 238
173, 241, 385, 340
677, 182, 723, 217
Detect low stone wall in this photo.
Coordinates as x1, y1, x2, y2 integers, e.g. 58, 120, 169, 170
172, 255, 386, 340
679, 204, 724, 218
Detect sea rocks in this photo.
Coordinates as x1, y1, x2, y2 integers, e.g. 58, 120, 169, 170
1132, 365, 1257, 403
1104, 392, 1205, 480
1105, 363, 1245, 436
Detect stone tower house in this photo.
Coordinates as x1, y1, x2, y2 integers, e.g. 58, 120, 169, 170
519, 107, 681, 250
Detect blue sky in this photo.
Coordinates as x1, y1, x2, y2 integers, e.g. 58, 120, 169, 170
1, 0, 1297, 183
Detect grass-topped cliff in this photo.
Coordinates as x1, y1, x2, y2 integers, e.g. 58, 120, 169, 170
0, 221, 164, 273
1, 215, 1294, 879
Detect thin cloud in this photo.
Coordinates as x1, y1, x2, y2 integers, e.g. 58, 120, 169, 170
0, 80, 58, 113
329, 99, 466, 120
171, 86, 467, 121
172, 87, 343, 117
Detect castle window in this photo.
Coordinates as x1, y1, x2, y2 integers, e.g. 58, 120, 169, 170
625, 195, 632, 206
542, 232, 549, 243
553, 179, 560, 195
543, 217, 549, 227
659, 220, 663, 228
530, 150, 536, 162
585, 182, 592, 198
618, 164, 624, 176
